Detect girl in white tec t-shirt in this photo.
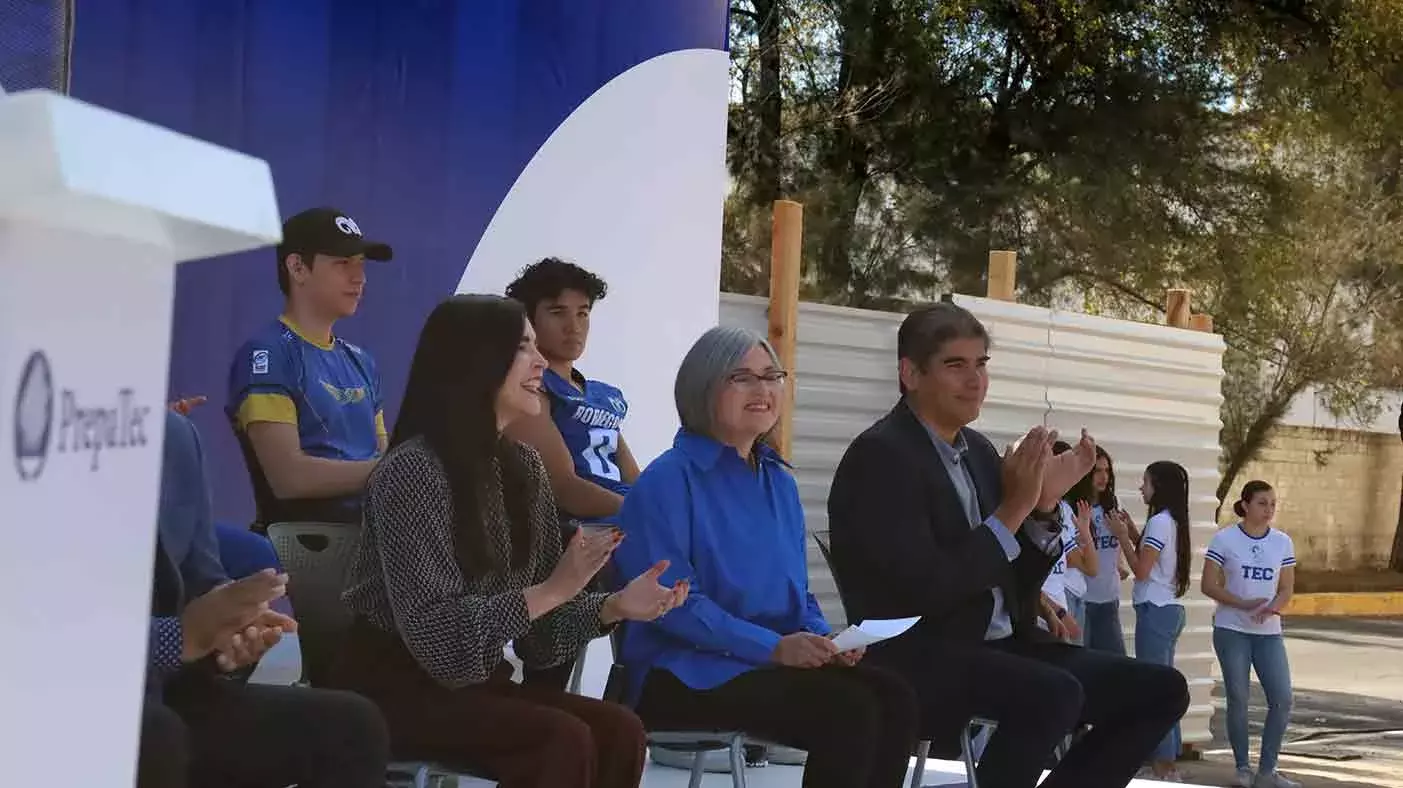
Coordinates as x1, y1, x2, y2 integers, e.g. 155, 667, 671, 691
1069, 446, 1125, 654
1202, 480, 1299, 788
1107, 460, 1191, 781
1039, 441, 1100, 643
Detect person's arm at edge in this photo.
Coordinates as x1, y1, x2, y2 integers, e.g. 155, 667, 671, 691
167, 413, 231, 596
149, 617, 185, 673
786, 474, 832, 637
1121, 513, 1168, 581
1065, 504, 1100, 577
503, 396, 625, 519
617, 433, 642, 485
243, 418, 378, 500
514, 451, 614, 670
1265, 539, 1297, 615
1201, 554, 1260, 610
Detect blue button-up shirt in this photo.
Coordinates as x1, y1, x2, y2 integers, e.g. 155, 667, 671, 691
614, 430, 830, 702
923, 426, 1020, 641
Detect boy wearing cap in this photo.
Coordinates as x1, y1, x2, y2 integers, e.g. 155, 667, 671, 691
225, 208, 393, 528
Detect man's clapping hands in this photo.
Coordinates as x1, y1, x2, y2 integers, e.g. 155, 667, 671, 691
180, 568, 299, 672
996, 426, 1097, 527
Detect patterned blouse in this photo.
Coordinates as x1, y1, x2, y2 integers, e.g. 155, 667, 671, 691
342, 436, 610, 688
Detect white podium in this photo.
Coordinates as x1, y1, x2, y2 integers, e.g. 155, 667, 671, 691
0, 89, 280, 786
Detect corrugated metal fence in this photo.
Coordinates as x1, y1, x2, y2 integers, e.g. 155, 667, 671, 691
719, 291, 1226, 746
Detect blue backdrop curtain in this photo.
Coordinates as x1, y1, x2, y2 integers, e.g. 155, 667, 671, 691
63, 0, 727, 523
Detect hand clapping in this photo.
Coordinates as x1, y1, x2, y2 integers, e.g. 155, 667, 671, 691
604, 560, 690, 624
214, 609, 298, 672
997, 425, 1055, 526
1040, 428, 1096, 511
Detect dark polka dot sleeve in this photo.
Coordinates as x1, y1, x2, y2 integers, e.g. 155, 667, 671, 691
343, 439, 607, 688
150, 617, 184, 672
513, 450, 614, 671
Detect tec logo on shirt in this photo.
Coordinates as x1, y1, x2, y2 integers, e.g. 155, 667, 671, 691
1241, 565, 1276, 581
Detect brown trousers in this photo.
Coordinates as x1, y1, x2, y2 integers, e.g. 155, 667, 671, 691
333, 619, 645, 788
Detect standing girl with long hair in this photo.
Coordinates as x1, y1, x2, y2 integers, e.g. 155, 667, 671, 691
1068, 446, 1124, 653
1107, 460, 1191, 781
332, 294, 687, 788
1202, 481, 1299, 788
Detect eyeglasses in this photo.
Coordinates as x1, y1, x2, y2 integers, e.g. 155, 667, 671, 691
726, 370, 789, 388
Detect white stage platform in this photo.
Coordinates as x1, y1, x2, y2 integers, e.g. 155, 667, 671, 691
447, 756, 1209, 787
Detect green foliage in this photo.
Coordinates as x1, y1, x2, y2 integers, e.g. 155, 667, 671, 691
724, 0, 1403, 504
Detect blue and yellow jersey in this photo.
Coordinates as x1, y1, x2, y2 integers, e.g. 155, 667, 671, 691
225, 317, 385, 521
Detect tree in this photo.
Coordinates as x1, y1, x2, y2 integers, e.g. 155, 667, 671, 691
721, 0, 1403, 523
1211, 161, 1403, 504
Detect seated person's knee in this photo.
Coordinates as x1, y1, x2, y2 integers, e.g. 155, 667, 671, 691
322, 690, 390, 751
1140, 660, 1190, 718
598, 701, 648, 756
538, 710, 597, 770
1029, 668, 1085, 732
814, 678, 885, 746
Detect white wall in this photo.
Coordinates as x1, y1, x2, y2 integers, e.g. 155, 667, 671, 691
1280, 385, 1402, 436
457, 49, 731, 464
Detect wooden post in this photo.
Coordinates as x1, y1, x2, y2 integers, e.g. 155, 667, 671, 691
987, 250, 1017, 301
1165, 288, 1191, 328
768, 199, 803, 460
1188, 313, 1214, 332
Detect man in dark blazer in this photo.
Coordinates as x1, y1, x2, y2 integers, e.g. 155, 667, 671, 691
827, 302, 1189, 788
137, 409, 388, 788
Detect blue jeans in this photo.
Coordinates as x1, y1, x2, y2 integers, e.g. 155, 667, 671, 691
1083, 600, 1126, 655
1064, 592, 1087, 646
1135, 602, 1186, 762
1213, 627, 1293, 772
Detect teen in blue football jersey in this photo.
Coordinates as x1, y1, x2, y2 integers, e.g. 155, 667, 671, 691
504, 258, 640, 522
226, 208, 394, 528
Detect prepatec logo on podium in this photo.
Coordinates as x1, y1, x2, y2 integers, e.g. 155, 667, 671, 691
11, 350, 154, 481
14, 351, 55, 481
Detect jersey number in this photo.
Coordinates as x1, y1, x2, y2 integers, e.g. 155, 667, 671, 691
582, 428, 622, 482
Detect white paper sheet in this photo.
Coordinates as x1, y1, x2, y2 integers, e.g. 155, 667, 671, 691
830, 616, 921, 651
247, 633, 304, 687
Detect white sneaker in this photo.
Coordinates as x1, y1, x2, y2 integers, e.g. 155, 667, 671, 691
1233, 767, 1254, 787
1253, 771, 1302, 788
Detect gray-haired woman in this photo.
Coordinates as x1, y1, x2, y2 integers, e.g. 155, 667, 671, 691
611, 326, 921, 788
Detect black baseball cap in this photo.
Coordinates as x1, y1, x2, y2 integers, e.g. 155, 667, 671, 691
278, 207, 393, 262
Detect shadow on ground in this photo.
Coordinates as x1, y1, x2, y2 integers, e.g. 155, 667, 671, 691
1191, 617, 1403, 788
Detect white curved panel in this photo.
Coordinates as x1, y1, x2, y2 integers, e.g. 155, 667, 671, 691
457, 49, 730, 465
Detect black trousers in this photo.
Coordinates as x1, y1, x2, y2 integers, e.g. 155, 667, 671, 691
636, 664, 920, 788
872, 635, 1189, 788
137, 679, 388, 788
